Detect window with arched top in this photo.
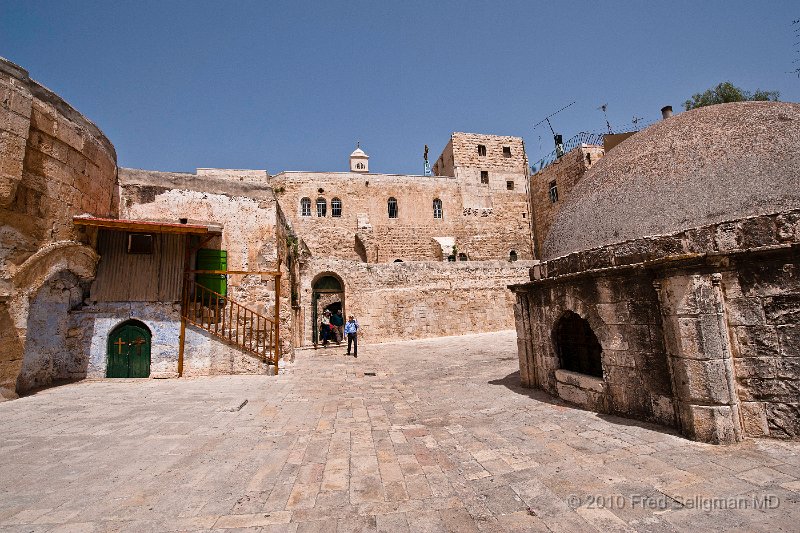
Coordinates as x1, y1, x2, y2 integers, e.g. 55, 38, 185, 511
301, 197, 311, 217
356, 162, 364, 169
554, 311, 603, 378
509, 250, 518, 262
331, 198, 342, 217
433, 198, 443, 219
387, 197, 398, 219
316, 197, 327, 217
458, 253, 468, 261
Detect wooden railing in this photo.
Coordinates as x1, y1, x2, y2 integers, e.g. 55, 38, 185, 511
178, 271, 280, 375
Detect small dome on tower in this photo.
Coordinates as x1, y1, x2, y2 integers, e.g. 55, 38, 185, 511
350, 143, 369, 173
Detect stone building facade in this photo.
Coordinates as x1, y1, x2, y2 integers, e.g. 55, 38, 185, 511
512, 102, 800, 443
268, 133, 534, 346
0, 57, 535, 397
0, 57, 117, 399
528, 144, 604, 257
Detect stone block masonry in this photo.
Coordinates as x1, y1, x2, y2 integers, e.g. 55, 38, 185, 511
513, 207, 800, 443
300, 257, 535, 345
1, 56, 117, 399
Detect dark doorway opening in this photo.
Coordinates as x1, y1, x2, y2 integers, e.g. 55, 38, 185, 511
554, 311, 602, 378
311, 274, 344, 346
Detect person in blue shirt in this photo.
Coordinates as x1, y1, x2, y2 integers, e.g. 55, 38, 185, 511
344, 315, 359, 358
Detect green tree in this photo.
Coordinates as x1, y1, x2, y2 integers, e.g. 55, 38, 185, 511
683, 82, 780, 110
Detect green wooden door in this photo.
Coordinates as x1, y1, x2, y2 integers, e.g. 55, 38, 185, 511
107, 323, 151, 378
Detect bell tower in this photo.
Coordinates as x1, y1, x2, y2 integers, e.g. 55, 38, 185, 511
350, 143, 369, 173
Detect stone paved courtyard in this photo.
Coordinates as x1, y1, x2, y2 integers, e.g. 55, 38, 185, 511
1, 331, 800, 532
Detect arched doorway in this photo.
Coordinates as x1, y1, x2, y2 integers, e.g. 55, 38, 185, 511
311, 274, 344, 345
107, 320, 151, 378
553, 311, 603, 378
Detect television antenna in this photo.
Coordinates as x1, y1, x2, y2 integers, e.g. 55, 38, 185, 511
533, 101, 575, 158
598, 103, 613, 133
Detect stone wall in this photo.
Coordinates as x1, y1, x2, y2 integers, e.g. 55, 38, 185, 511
17, 270, 88, 392
271, 170, 533, 262
0, 58, 117, 284
512, 208, 800, 443
119, 168, 279, 309
515, 272, 675, 428
529, 145, 604, 257
0, 57, 117, 399
71, 302, 271, 380
723, 253, 800, 438
299, 258, 534, 346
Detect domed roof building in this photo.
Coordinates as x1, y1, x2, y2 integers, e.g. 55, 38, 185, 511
511, 101, 800, 444
544, 102, 800, 259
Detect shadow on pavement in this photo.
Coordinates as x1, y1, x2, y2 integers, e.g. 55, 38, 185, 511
488, 370, 680, 437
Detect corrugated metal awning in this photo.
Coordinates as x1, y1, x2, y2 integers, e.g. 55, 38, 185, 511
73, 215, 223, 234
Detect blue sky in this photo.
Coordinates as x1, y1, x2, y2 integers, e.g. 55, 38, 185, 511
1, 1, 798, 174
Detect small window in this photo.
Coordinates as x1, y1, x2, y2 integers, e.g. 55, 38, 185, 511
331, 197, 342, 217
458, 253, 468, 261
480, 171, 489, 185
316, 197, 327, 217
549, 181, 558, 203
394, 259, 403, 263
300, 197, 311, 217
128, 234, 154, 254
503, 146, 512, 158
356, 162, 364, 170
509, 250, 518, 262
433, 198, 443, 219
387, 197, 398, 218
506, 180, 514, 190
477, 144, 486, 156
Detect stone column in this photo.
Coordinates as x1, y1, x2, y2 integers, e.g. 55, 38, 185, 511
513, 289, 535, 387
654, 272, 743, 444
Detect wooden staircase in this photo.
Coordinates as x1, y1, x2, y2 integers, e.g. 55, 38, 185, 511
179, 272, 280, 375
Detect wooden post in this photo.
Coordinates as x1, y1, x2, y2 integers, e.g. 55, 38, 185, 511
274, 258, 281, 375
178, 317, 186, 377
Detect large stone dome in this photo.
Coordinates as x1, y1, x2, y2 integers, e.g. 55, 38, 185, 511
542, 102, 800, 259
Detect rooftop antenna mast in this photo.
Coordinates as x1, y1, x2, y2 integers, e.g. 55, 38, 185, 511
533, 101, 575, 158
598, 103, 613, 134
632, 115, 644, 130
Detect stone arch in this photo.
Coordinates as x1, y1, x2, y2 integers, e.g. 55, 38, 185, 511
12, 241, 99, 296
4, 242, 99, 397
310, 272, 345, 346
552, 310, 603, 378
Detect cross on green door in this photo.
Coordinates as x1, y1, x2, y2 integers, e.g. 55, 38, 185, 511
107, 322, 151, 378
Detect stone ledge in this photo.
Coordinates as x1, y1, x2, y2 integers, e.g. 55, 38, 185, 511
555, 368, 605, 393
517, 209, 800, 287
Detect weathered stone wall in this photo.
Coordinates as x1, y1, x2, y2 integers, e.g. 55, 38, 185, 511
0, 57, 117, 399
299, 258, 534, 346
271, 170, 532, 262
515, 272, 675, 428
71, 302, 271, 379
0, 58, 117, 284
513, 208, 800, 443
17, 270, 88, 392
723, 253, 800, 439
655, 272, 742, 444
529, 145, 604, 258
